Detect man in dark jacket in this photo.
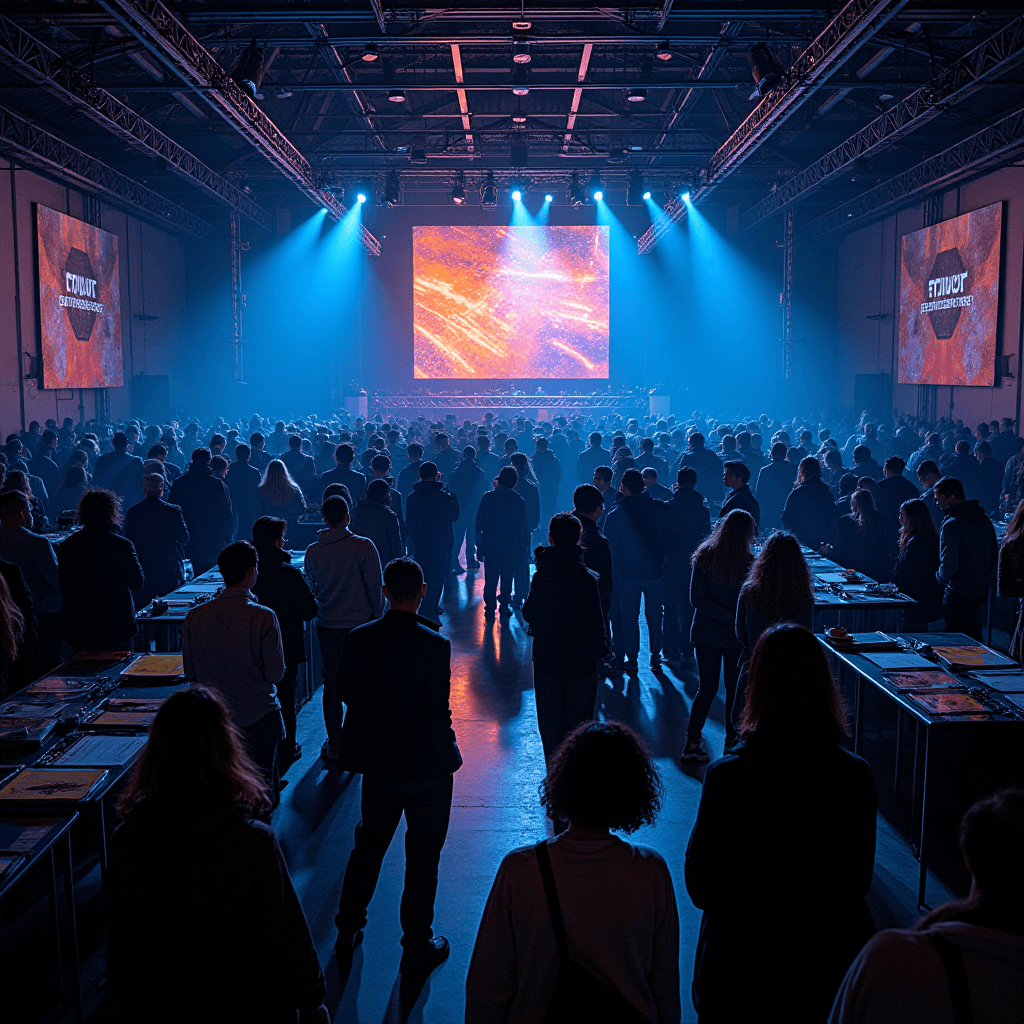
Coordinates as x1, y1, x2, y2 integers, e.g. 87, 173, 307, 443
476, 467, 530, 617
755, 442, 797, 531
522, 514, 607, 762
572, 485, 613, 628
973, 441, 1003, 513
935, 476, 998, 640
531, 438, 562, 543
872, 456, 922, 527
675, 432, 723, 506
719, 461, 760, 531
782, 458, 839, 551
404, 463, 460, 623
430, 433, 459, 478
447, 447, 486, 573
396, 443, 424, 500
916, 460, 945, 531
93, 431, 145, 509
123, 474, 190, 608
226, 444, 262, 541
349, 479, 403, 567
851, 445, 884, 486
604, 469, 667, 671
281, 434, 318, 498
662, 467, 711, 663
335, 557, 461, 975
635, 436, 670, 482
319, 444, 366, 502
575, 431, 610, 486
251, 516, 318, 768
168, 448, 234, 575
939, 440, 982, 502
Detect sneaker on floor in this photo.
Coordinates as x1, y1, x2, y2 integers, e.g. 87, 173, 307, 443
400, 936, 450, 975
320, 740, 339, 763
680, 741, 710, 763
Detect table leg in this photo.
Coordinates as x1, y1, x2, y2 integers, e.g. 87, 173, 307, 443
0, 899, 8, 1015
63, 834, 82, 1024
854, 674, 864, 756
916, 726, 931, 912
47, 849, 63, 995
98, 801, 108, 889
910, 718, 922, 855
986, 584, 993, 647
893, 708, 903, 798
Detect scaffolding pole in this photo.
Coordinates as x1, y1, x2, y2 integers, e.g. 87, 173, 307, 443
230, 210, 244, 383
781, 207, 794, 379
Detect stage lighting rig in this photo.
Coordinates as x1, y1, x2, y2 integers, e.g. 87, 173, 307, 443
627, 88, 647, 103
382, 171, 402, 207
588, 171, 605, 203
512, 64, 530, 96
450, 171, 467, 205
362, 42, 379, 62
656, 40, 673, 61
480, 173, 499, 209
349, 179, 374, 206
231, 41, 265, 100
676, 171, 696, 199
569, 172, 586, 209
749, 44, 784, 98
626, 169, 647, 206
508, 176, 527, 202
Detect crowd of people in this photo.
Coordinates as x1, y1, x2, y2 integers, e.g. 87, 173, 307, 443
0, 407, 1022, 1022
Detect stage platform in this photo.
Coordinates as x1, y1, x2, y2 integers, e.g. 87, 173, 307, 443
368, 393, 666, 418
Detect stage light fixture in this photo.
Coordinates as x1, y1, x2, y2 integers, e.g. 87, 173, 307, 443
749, 43, 784, 98
511, 64, 530, 96
231, 40, 265, 100
513, 40, 531, 64
388, 90, 407, 103
544, 193, 554, 203
275, 86, 293, 100
383, 170, 401, 207
588, 170, 605, 203
626, 169, 647, 206
627, 88, 647, 103
362, 41, 379, 62
643, 190, 652, 200
349, 179, 374, 207
450, 171, 467, 205
569, 172, 586, 208
512, 114, 527, 124
681, 191, 691, 202
480, 173, 498, 209
508, 175, 527, 201
656, 40, 673, 61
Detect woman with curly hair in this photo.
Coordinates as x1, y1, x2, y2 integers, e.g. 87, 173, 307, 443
686, 624, 877, 1024
466, 721, 679, 1024
108, 687, 328, 1023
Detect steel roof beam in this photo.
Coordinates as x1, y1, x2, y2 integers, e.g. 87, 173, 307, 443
637, 0, 910, 254
741, 14, 1024, 229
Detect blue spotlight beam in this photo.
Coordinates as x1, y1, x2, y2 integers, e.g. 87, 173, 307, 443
637, 0, 909, 255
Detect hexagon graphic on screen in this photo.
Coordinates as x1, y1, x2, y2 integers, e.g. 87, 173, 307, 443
63, 247, 99, 341
926, 248, 968, 340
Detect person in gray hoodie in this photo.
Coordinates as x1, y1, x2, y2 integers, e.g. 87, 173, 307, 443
304, 496, 383, 763
934, 476, 998, 641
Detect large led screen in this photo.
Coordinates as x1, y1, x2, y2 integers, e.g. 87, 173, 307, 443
413, 225, 609, 378
898, 202, 1002, 387
36, 205, 124, 389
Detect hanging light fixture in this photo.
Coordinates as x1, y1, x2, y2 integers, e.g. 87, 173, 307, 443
231, 40, 265, 100
362, 41, 379, 62
450, 171, 467, 205
388, 89, 407, 103
749, 43, 784, 98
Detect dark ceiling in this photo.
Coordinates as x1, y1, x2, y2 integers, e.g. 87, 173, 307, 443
1, 1, 1021, 240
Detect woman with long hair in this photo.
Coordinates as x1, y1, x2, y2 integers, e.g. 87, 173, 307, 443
254, 459, 306, 526
2, 470, 47, 532
998, 499, 1024, 662
892, 498, 943, 633
57, 489, 144, 652
315, 439, 336, 477
686, 624, 877, 1024
781, 456, 840, 551
108, 687, 327, 1023
0, 572, 25, 697
830, 487, 898, 584
467, 721, 678, 1024
681, 508, 755, 761
51, 465, 89, 516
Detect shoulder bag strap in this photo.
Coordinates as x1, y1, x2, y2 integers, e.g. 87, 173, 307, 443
535, 840, 571, 964
931, 934, 973, 1024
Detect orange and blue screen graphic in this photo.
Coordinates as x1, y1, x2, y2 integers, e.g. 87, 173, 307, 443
413, 225, 609, 379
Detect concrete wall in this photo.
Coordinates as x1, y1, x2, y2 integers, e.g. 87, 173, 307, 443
834, 165, 1024, 426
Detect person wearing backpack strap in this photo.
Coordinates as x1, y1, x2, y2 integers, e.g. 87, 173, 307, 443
466, 721, 680, 1023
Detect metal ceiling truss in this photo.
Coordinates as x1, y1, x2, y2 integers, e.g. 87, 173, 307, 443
741, 14, 1024, 229
806, 104, 1024, 236
94, 0, 380, 254
637, 0, 909, 254
0, 13, 273, 231
0, 102, 215, 238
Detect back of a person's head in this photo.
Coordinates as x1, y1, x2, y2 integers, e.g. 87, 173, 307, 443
572, 483, 602, 515
741, 624, 847, 743
797, 455, 821, 484
191, 447, 212, 467
77, 488, 120, 529
885, 455, 905, 475
535, 437, 549, 452
218, 540, 257, 586
724, 460, 751, 485
851, 487, 877, 519
117, 686, 269, 819
335, 443, 355, 464
676, 466, 697, 489
371, 454, 391, 475
853, 444, 871, 463
210, 455, 228, 475
824, 449, 843, 469
288, 434, 302, 449
935, 475, 966, 502
620, 468, 644, 495
497, 466, 518, 488
111, 431, 128, 451
741, 532, 811, 616
692, 508, 755, 581
589, 431, 602, 445
540, 721, 661, 833
383, 556, 423, 602
415, 460, 436, 481
461, 445, 475, 461
955, 439, 971, 456
251, 515, 286, 548
770, 441, 787, 461
688, 431, 705, 448
640, 436, 654, 451
322, 495, 349, 526
142, 472, 164, 496
548, 512, 582, 547
641, 469, 658, 485
147, 444, 167, 461
917, 459, 940, 480
366, 478, 390, 503
0, 489, 29, 523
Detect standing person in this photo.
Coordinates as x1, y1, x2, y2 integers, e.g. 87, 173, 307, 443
719, 461, 760, 531
755, 441, 797, 532
92, 431, 145, 509
572, 484, 614, 632
447, 446, 486, 573
58, 489, 144, 653
254, 460, 306, 532
782, 457, 839, 551
662, 467, 711, 665
685, 624, 877, 1024
28, 429, 61, 505
830, 489, 898, 584
522, 513, 607, 762
168, 448, 234, 576
475, 435, 501, 484
280, 434, 317, 498
303, 496, 383, 764
476, 467, 530, 619
466, 721, 679, 1024
874, 456, 921, 527
636, 436, 669, 480
51, 466, 89, 514
107, 688, 328, 1024
249, 432, 272, 473
593, 465, 616, 525
226, 444, 262, 541
641, 468, 674, 503
892, 499, 943, 633
935, 476, 998, 641
404, 462, 460, 623
251, 517, 318, 770
348, 479, 403, 567
431, 432, 459, 478
604, 469, 667, 672
675, 432, 724, 506
680, 508, 755, 761
123, 474, 190, 609
319, 443, 366, 502
334, 558, 462, 974
396, 443, 424, 501
916, 460, 945, 531
181, 542, 285, 800
576, 430, 610, 486
999, 500, 1024, 662
531, 437, 562, 536
367, 454, 406, 549
974, 440, 1004, 514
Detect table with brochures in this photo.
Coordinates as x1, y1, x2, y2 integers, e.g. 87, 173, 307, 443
819, 631, 1024, 910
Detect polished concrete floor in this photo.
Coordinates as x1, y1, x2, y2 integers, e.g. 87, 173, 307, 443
270, 565, 954, 1024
